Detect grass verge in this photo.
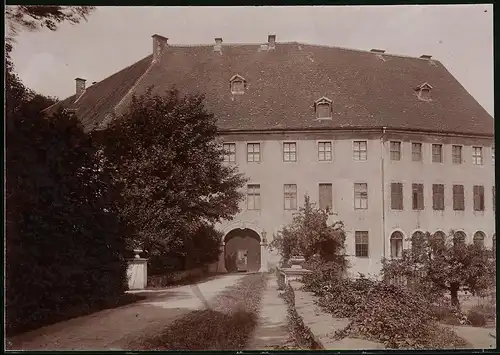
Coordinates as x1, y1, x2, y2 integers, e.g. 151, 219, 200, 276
134, 273, 268, 350
279, 281, 323, 350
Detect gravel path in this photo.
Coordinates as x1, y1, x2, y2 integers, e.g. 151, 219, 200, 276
246, 277, 292, 350
7, 274, 245, 350
131, 273, 268, 350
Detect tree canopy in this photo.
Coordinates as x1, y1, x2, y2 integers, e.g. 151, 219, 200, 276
270, 195, 347, 266
381, 231, 495, 307
6, 5, 95, 37
102, 87, 247, 254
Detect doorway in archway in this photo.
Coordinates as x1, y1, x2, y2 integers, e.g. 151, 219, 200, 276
224, 228, 261, 273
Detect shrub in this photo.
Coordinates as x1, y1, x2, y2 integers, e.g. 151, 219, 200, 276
467, 309, 487, 327
342, 282, 438, 348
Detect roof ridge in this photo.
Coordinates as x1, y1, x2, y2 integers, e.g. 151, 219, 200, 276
168, 41, 439, 62
294, 42, 439, 62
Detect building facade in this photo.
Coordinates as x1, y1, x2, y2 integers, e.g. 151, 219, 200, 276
44, 34, 495, 277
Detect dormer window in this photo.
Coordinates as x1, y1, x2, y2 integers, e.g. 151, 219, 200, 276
314, 97, 333, 119
415, 82, 433, 101
229, 74, 246, 94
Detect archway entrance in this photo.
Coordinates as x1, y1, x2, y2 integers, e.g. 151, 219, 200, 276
224, 228, 261, 273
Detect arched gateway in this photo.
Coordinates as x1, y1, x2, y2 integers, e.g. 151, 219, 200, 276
224, 228, 261, 272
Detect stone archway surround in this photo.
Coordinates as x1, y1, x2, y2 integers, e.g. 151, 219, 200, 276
218, 221, 268, 273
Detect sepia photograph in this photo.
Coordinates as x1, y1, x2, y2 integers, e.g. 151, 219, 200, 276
5, 4, 495, 351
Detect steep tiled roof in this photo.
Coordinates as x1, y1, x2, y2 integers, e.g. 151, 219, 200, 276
45, 42, 494, 136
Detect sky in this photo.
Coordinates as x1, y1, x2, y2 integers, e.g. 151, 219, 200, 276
9, 5, 494, 116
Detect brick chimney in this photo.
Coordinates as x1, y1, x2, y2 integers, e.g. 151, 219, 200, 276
152, 34, 169, 61
75, 78, 86, 98
268, 34, 276, 50
214, 37, 223, 53
420, 54, 432, 60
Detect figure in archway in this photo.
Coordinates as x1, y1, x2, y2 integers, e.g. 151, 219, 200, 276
224, 228, 261, 272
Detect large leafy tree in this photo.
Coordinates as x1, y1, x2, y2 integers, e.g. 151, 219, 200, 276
6, 5, 95, 37
381, 231, 495, 308
102, 88, 247, 255
6, 20, 126, 333
270, 195, 347, 268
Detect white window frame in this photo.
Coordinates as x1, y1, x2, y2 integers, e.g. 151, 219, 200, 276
353, 140, 368, 161
355, 231, 369, 258
283, 142, 297, 162
318, 141, 333, 161
284, 184, 298, 210
354, 183, 368, 210
247, 184, 261, 210
222, 142, 236, 163
247, 142, 261, 163
472, 146, 483, 165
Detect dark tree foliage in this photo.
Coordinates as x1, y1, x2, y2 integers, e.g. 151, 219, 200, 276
381, 231, 495, 308
102, 88, 247, 256
6, 5, 95, 36
6, 45, 127, 334
149, 222, 222, 274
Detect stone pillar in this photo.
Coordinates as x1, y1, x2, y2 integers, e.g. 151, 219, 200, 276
127, 259, 148, 290
217, 242, 227, 273
259, 240, 269, 273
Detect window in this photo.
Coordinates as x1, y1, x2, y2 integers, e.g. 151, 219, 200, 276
314, 97, 332, 119
432, 144, 443, 163
412, 184, 424, 210
412, 143, 422, 161
390, 231, 403, 258
432, 184, 445, 210
492, 147, 495, 165
415, 83, 433, 101
230, 74, 246, 94
231, 80, 245, 93
391, 183, 403, 210
433, 231, 446, 243
247, 143, 260, 162
453, 231, 466, 246
319, 183, 333, 210
390, 141, 401, 161
473, 231, 485, 247
355, 231, 369, 257
318, 142, 332, 161
353, 141, 367, 161
316, 103, 331, 119
247, 184, 261, 210
284, 184, 297, 210
452, 145, 462, 164
453, 185, 465, 211
354, 183, 368, 210
283, 142, 297, 162
472, 147, 483, 165
223, 143, 236, 162
473, 185, 485, 211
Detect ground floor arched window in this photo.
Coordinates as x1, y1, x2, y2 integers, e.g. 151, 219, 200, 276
473, 231, 486, 247
390, 231, 403, 258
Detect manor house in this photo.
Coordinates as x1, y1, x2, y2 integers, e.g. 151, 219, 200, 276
45, 34, 495, 276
